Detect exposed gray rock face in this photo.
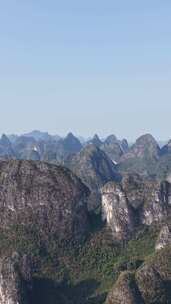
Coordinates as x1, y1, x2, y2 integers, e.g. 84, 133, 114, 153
84, 134, 129, 163
101, 135, 128, 163
0, 160, 90, 242
105, 271, 144, 304
101, 182, 134, 240
65, 144, 121, 212
118, 134, 161, 176
148, 140, 171, 180
155, 225, 171, 251
0, 252, 32, 304
122, 134, 160, 160
101, 174, 169, 240
106, 245, 171, 304
136, 264, 167, 304
165, 174, 171, 205
87, 134, 102, 147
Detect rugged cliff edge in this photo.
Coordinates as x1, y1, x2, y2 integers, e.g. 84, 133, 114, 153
0, 160, 90, 242
106, 244, 171, 304
0, 159, 171, 303
101, 174, 171, 240
0, 252, 32, 304
65, 144, 121, 212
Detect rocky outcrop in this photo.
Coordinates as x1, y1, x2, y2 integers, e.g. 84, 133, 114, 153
101, 174, 169, 240
118, 134, 161, 176
155, 225, 171, 251
106, 244, 171, 304
122, 134, 160, 160
88, 134, 102, 147
0, 160, 90, 242
164, 174, 171, 204
149, 144, 171, 180
106, 255, 169, 304
84, 134, 129, 163
0, 252, 32, 304
101, 182, 134, 240
65, 144, 121, 212
101, 135, 129, 163
62, 132, 82, 156
134, 245, 171, 303
106, 271, 144, 304
42, 132, 82, 162
136, 264, 166, 303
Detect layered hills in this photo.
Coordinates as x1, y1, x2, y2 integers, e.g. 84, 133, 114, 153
0, 131, 171, 303
1, 131, 171, 179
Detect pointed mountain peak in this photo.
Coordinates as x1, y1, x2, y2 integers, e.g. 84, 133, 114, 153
63, 133, 82, 153
0, 134, 11, 146
87, 134, 102, 147
135, 134, 158, 145
66, 132, 75, 139
105, 134, 118, 144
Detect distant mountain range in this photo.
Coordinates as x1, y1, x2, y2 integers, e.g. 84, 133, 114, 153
1, 131, 171, 303
0, 131, 169, 180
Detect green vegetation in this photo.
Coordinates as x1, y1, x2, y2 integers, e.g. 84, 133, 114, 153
118, 152, 171, 180
0, 223, 159, 304
118, 156, 158, 177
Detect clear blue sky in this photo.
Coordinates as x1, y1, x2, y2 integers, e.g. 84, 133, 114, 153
0, 1, 171, 141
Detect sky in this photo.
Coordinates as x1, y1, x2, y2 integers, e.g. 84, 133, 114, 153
0, 0, 171, 141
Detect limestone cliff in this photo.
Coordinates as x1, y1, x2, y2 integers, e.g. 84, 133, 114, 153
0, 253, 32, 304
0, 160, 90, 242
106, 271, 144, 304
106, 244, 171, 304
155, 225, 171, 251
65, 144, 121, 212
101, 174, 170, 240
101, 182, 134, 240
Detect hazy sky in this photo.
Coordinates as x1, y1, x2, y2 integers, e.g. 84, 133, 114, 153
0, 1, 171, 141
